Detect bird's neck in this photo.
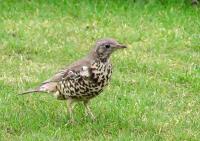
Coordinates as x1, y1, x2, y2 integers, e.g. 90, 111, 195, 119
99, 57, 108, 63
88, 50, 110, 63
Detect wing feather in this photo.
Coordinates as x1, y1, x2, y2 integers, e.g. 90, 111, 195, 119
20, 56, 93, 95
42, 58, 91, 84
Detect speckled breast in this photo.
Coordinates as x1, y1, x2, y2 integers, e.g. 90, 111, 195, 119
56, 60, 112, 100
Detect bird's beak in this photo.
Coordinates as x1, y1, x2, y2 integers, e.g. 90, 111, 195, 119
115, 44, 127, 49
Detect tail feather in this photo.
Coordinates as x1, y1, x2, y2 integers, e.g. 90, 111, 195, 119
19, 82, 57, 95
19, 89, 44, 95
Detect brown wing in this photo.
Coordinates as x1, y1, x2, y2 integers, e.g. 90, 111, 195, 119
20, 55, 93, 95
42, 57, 91, 84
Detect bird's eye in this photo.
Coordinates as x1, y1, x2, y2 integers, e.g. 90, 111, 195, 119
105, 44, 110, 48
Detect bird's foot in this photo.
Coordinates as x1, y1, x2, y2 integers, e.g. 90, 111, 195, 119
90, 115, 96, 122
85, 113, 96, 121
65, 119, 76, 126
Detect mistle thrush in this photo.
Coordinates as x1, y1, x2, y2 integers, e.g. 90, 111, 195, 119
20, 38, 127, 123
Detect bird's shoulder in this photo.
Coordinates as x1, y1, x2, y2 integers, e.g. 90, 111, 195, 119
42, 57, 93, 84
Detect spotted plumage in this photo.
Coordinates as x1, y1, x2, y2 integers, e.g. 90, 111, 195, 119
20, 38, 127, 123
56, 60, 112, 101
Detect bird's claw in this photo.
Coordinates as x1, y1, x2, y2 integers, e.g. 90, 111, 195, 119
65, 119, 76, 126
91, 116, 96, 122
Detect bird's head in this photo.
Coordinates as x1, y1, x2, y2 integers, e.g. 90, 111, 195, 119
93, 38, 127, 61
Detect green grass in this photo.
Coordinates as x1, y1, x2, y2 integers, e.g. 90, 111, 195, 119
0, 0, 200, 140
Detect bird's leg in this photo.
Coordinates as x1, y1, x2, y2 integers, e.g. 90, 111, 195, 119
83, 100, 96, 121
66, 98, 75, 124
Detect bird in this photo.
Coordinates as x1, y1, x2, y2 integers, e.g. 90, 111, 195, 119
20, 38, 127, 123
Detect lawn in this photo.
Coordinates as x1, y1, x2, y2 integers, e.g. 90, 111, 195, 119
0, 0, 200, 140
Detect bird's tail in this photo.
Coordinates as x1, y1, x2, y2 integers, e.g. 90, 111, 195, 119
19, 89, 45, 95
19, 82, 57, 95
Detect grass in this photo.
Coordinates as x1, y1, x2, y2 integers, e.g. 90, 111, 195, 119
0, 0, 200, 140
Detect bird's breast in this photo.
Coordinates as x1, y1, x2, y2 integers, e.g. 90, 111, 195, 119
55, 60, 112, 100
90, 60, 112, 88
